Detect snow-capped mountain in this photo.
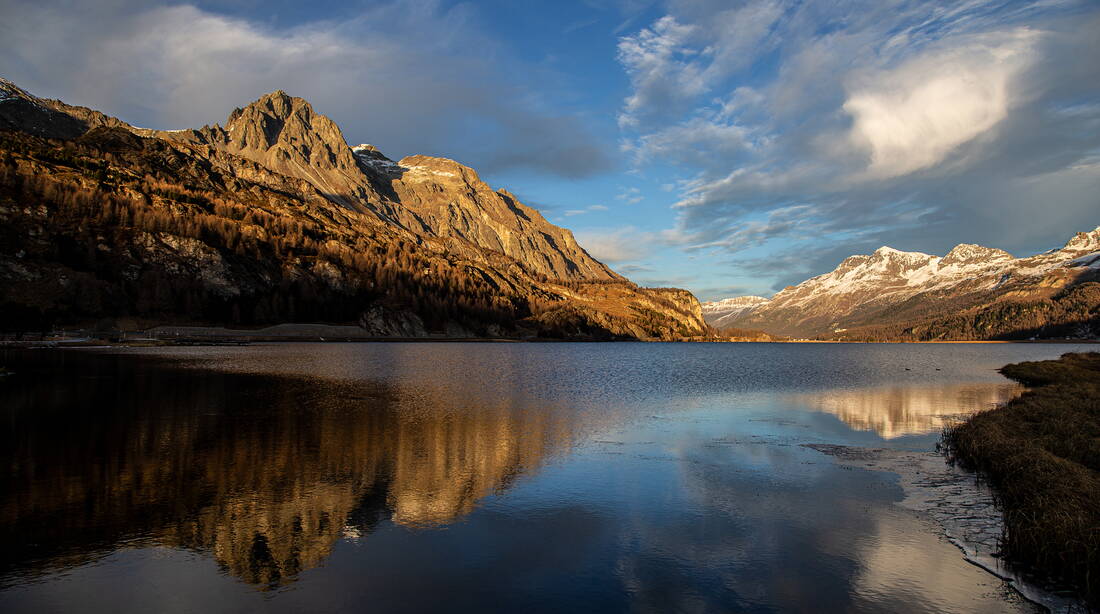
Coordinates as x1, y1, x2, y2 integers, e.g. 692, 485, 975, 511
709, 227, 1100, 338
701, 296, 771, 329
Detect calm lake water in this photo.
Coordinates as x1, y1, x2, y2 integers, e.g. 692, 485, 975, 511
1, 342, 1094, 613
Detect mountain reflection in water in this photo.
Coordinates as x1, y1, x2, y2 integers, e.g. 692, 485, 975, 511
5, 342, 1089, 613
789, 382, 1024, 438
0, 351, 580, 589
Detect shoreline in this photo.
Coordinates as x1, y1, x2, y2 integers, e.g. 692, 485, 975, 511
1, 329, 1096, 348
944, 352, 1100, 609
805, 443, 1088, 614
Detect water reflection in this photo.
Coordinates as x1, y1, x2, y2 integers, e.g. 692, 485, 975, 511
4, 342, 1086, 613
789, 382, 1023, 438
0, 351, 579, 588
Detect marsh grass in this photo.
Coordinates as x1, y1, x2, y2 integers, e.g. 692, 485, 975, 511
945, 352, 1100, 604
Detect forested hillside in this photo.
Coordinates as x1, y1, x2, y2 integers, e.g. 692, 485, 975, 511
0, 85, 707, 340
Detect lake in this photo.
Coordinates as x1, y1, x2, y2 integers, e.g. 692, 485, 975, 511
1, 342, 1093, 613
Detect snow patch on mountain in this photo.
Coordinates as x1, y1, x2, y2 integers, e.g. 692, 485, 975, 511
701, 296, 770, 327
1069, 251, 1100, 270
710, 225, 1100, 335
352, 144, 406, 177
1063, 228, 1100, 253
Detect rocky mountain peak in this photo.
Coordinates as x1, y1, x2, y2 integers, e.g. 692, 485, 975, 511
171, 89, 385, 212
717, 225, 1100, 338
870, 246, 936, 263
352, 144, 404, 177
941, 243, 1013, 266
0, 77, 34, 104
836, 254, 871, 269
397, 154, 483, 185
702, 296, 770, 311
834, 247, 934, 278
0, 78, 647, 283
1062, 226, 1100, 253
223, 90, 348, 160
700, 295, 772, 328
0, 77, 92, 139
351, 143, 384, 156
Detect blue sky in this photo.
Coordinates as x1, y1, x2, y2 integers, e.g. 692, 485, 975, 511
2, 0, 1098, 300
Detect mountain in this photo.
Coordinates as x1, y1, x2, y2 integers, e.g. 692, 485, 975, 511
701, 296, 771, 330
0, 78, 706, 339
87, 88, 618, 282
704, 230, 1100, 340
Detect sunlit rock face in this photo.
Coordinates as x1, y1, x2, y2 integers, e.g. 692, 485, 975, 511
0, 79, 709, 339
385, 154, 621, 281
789, 382, 1023, 439
0, 354, 586, 588
136, 90, 619, 283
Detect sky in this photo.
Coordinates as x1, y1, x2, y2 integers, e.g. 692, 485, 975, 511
1, 0, 1098, 300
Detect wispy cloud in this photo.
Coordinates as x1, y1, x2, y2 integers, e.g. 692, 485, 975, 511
616, 186, 644, 204
616, 263, 655, 275
563, 204, 611, 217
564, 17, 599, 34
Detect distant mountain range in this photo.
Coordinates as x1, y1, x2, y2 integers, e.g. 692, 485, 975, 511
704, 230, 1100, 340
0, 78, 706, 339
701, 296, 771, 329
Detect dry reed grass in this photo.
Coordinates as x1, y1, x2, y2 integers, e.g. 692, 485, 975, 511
945, 352, 1100, 605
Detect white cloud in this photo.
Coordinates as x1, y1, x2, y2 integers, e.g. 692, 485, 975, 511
616, 16, 704, 128
843, 29, 1039, 179
616, 1, 786, 130
564, 204, 610, 217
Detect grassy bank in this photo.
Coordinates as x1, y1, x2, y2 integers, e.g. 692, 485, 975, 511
945, 352, 1100, 604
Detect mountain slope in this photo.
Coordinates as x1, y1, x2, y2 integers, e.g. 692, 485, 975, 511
0, 78, 706, 339
130, 90, 616, 282
705, 230, 1100, 340
701, 296, 770, 330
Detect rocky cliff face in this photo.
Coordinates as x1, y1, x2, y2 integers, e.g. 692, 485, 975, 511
140, 91, 618, 282
0, 79, 706, 339
134, 91, 390, 216
0, 78, 88, 139
708, 229, 1100, 339
379, 152, 619, 280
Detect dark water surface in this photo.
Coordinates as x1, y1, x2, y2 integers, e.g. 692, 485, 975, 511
1, 342, 1093, 613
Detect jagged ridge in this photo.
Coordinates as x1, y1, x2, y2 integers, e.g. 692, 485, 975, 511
705, 231, 1100, 339
0, 78, 707, 339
